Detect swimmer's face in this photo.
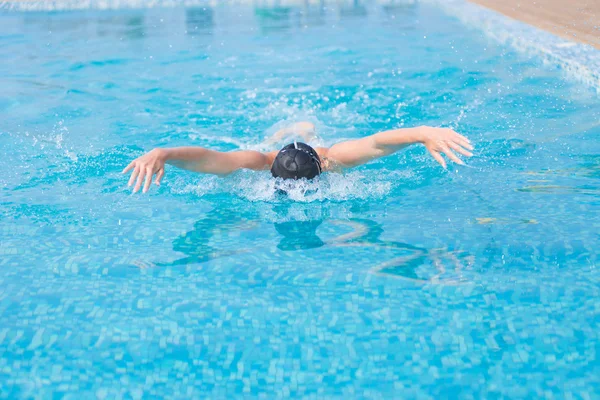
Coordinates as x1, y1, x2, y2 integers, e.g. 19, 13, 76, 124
271, 142, 322, 180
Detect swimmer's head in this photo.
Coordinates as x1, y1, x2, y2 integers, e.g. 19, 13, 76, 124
271, 142, 322, 180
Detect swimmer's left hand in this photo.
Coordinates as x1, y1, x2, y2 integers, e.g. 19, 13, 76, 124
419, 127, 474, 169
122, 148, 166, 193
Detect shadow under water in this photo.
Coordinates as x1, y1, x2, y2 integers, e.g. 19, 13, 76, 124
146, 203, 473, 285
274, 219, 326, 251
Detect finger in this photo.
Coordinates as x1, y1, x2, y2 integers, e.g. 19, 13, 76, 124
143, 167, 153, 193
441, 146, 465, 165
457, 138, 474, 150
155, 168, 165, 185
446, 128, 470, 143
133, 168, 146, 193
122, 161, 135, 174
447, 141, 473, 157
455, 132, 471, 143
128, 167, 140, 187
452, 133, 473, 149
428, 149, 447, 169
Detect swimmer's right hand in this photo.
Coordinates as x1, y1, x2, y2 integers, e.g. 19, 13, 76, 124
122, 148, 166, 193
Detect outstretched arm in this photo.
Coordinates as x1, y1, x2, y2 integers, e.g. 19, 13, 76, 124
324, 126, 473, 169
122, 147, 275, 193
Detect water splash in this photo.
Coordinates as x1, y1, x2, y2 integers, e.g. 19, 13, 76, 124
173, 170, 395, 203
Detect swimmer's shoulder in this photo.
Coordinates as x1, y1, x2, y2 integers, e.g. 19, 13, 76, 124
263, 150, 278, 165
315, 147, 343, 173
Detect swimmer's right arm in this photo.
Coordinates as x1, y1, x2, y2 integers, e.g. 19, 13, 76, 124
122, 147, 276, 193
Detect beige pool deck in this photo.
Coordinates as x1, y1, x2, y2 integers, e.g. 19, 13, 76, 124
4, 0, 600, 50
468, 0, 599, 49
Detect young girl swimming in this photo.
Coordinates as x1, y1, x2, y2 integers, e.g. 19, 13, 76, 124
123, 123, 473, 193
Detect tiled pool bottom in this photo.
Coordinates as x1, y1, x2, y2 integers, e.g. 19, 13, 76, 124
1, 0, 600, 398
3, 252, 599, 398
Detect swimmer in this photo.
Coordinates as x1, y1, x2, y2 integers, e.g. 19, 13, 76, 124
123, 123, 473, 193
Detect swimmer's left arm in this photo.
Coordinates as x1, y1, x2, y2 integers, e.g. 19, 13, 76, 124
324, 126, 473, 169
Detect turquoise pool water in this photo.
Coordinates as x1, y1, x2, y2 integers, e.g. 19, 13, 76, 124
1, 1, 599, 398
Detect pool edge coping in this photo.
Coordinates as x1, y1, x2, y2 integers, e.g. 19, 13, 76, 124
424, 0, 600, 93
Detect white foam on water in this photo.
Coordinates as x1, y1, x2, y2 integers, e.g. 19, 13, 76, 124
423, 0, 600, 92
173, 169, 396, 203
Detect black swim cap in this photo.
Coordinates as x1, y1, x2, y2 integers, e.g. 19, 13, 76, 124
271, 142, 322, 180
